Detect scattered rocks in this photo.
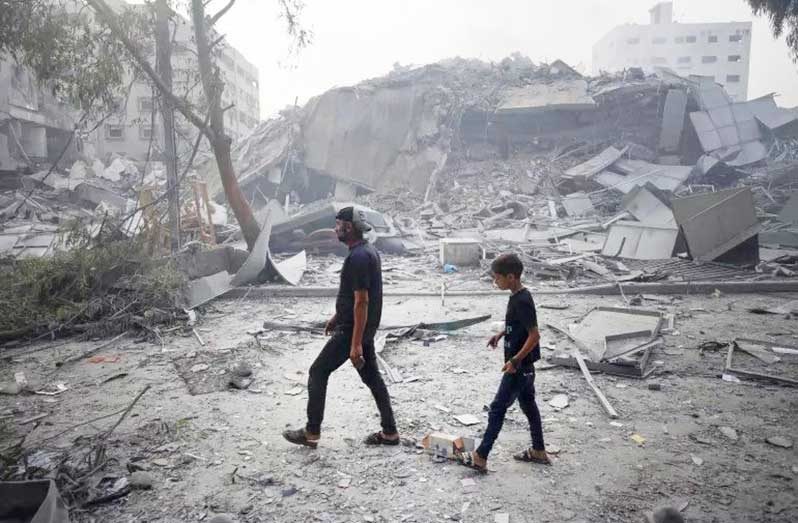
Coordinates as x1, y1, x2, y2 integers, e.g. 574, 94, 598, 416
549, 394, 570, 410
647, 506, 684, 523
128, 471, 155, 490
229, 375, 253, 390
281, 486, 298, 497
690, 454, 704, 466
766, 436, 793, 449
232, 361, 253, 377
190, 363, 209, 373
719, 426, 739, 441
208, 515, 236, 523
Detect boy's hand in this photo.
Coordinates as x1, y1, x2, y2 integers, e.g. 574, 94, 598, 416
502, 360, 518, 374
487, 333, 503, 349
324, 315, 337, 336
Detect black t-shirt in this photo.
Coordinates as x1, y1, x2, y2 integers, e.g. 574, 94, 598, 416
335, 241, 383, 333
504, 287, 540, 371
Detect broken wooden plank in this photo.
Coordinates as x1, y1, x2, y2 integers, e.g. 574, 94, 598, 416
733, 339, 781, 365
19, 413, 48, 425
376, 353, 402, 384
573, 351, 619, 419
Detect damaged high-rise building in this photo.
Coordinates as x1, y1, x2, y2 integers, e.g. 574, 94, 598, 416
592, 1, 752, 101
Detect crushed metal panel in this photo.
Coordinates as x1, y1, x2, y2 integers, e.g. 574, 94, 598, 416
564, 146, 627, 180
689, 112, 723, 152
747, 94, 798, 132
658, 89, 688, 153
601, 221, 677, 260
269, 250, 307, 286
671, 187, 760, 261
187, 271, 235, 309
621, 184, 676, 227
231, 211, 273, 287
497, 79, 596, 114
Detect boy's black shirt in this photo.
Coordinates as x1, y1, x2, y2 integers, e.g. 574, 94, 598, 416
504, 287, 540, 371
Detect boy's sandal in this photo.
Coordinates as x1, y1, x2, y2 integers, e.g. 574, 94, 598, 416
282, 428, 319, 449
364, 432, 400, 446
513, 448, 552, 465
455, 451, 488, 474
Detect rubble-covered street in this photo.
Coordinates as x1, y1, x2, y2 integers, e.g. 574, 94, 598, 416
3, 289, 798, 522
3, 1, 798, 522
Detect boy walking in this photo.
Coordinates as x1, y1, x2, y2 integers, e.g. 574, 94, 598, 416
457, 253, 550, 472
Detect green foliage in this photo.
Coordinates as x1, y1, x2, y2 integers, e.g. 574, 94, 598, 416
0, 218, 187, 340
0, 0, 151, 118
747, 0, 798, 60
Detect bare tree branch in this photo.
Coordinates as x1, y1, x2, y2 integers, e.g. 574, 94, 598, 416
209, 0, 236, 26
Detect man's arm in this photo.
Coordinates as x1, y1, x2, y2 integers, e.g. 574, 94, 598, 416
350, 290, 369, 369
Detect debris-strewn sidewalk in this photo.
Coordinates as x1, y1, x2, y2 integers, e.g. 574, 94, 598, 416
2, 292, 797, 522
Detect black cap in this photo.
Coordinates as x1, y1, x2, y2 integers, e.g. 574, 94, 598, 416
335, 206, 354, 222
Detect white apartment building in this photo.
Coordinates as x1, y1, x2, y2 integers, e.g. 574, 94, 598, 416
94, 1, 260, 163
593, 2, 752, 101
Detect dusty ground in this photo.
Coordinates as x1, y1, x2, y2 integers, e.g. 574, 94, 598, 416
2, 289, 798, 523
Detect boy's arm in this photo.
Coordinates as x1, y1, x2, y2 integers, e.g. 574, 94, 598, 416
510, 328, 540, 367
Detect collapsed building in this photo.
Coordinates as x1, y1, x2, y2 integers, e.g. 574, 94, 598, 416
198, 54, 798, 268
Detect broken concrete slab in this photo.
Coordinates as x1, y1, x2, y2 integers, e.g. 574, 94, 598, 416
747, 94, 798, 137
671, 187, 760, 263
778, 193, 798, 224
568, 307, 663, 362
562, 191, 595, 217
595, 160, 691, 194
269, 250, 307, 286
496, 78, 596, 114
563, 145, 627, 180
659, 89, 688, 154
439, 238, 482, 267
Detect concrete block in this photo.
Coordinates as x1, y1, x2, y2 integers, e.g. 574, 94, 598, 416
439, 238, 482, 267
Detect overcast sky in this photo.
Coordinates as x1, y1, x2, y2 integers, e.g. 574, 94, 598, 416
201, 0, 798, 119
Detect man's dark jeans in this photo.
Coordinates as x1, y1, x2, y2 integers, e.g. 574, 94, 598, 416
476, 369, 544, 458
306, 328, 397, 435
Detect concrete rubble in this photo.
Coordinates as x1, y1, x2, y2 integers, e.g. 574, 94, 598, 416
3, 53, 798, 523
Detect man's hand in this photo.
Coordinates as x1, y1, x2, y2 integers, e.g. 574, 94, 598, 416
487, 332, 503, 349
502, 359, 518, 374
324, 315, 337, 336
349, 343, 365, 370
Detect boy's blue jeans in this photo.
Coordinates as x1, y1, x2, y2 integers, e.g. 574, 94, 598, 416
476, 369, 545, 458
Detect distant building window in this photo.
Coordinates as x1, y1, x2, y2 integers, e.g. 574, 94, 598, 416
652, 37, 667, 45
726, 75, 741, 83
139, 125, 155, 140
686, 35, 697, 43
728, 55, 742, 62
106, 125, 124, 140
627, 37, 640, 45
702, 56, 718, 63
729, 34, 743, 42
674, 36, 685, 44
708, 35, 718, 43
651, 57, 668, 64
138, 97, 154, 113
677, 56, 692, 64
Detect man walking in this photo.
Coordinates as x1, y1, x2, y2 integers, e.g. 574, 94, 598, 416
283, 206, 399, 448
